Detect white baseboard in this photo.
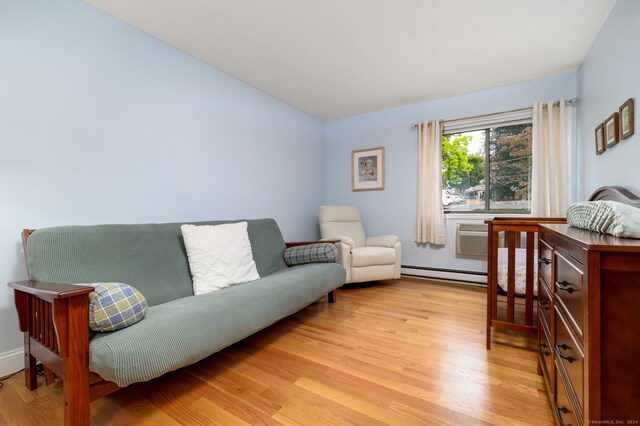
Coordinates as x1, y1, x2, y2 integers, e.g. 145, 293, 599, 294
0, 348, 24, 378
401, 266, 487, 285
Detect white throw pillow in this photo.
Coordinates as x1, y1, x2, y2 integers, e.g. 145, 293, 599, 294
181, 222, 260, 295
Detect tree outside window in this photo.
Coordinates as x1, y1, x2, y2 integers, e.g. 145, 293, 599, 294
442, 123, 532, 213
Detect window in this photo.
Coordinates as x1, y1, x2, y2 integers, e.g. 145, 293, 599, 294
442, 122, 533, 213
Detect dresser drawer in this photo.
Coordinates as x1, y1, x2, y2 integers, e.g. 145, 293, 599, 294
554, 251, 584, 339
538, 279, 552, 332
555, 308, 584, 414
538, 318, 554, 398
555, 368, 580, 426
538, 239, 553, 285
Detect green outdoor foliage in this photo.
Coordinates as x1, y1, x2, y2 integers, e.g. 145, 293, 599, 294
441, 134, 484, 195
467, 154, 485, 189
442, 123, 532, 211
489, 125, 532, 201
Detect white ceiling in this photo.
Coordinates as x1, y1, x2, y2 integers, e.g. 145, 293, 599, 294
83, 0, 616, 121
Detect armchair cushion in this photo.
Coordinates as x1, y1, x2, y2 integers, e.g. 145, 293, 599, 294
365, 235, 399, 248
319, 206, 366, 247
351, 247, 397, 267
284, 243, 337, 266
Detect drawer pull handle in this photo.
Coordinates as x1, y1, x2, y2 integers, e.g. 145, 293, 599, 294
539, 300, 550, 311
555, 405, 573, 426
556, 343, 575, 363
556, 280, 575, 294
538, 343, 550, 356
539, 257, 551, 265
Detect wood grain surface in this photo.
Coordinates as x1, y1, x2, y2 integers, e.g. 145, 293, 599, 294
0, 278, 553, 425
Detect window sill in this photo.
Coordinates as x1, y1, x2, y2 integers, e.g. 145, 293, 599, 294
444, 212, 532, 221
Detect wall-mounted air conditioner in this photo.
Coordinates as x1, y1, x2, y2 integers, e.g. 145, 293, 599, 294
456, 223, 488, 258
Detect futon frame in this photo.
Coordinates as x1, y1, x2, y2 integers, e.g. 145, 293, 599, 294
9, 230, 121, 425
9, 231, 338, 425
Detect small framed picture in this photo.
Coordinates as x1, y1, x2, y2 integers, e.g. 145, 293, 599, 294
619, 98, 634, 140
605, 112, 619, 148
352, 147, 384, 191
595, 123, 605, 155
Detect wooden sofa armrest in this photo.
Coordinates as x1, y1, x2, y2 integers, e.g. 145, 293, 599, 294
285, 240, 339, 248
8, 280, 94, 302
8, 280, 94, 425
9, 280, 93, 344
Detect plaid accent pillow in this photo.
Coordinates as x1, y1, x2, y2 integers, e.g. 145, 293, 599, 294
284, 243, 337, 266
88, 283, 148, 332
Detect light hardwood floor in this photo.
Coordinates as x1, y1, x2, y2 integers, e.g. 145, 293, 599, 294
0, 278, 553, 425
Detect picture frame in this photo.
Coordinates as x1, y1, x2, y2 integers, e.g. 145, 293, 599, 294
595, 123, 605, 155
605, 112, 619, 148
352, 147, 384, 191
619, 98, 634, 140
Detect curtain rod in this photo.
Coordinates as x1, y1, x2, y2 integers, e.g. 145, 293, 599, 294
410, 98, 577, 130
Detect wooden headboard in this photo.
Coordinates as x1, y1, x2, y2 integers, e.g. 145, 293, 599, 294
588, 186, 640, 207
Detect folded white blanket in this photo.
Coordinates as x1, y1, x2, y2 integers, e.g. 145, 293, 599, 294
566, 201, 640, 238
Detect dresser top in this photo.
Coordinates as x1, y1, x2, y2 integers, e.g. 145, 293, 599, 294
540, 223, 640, 253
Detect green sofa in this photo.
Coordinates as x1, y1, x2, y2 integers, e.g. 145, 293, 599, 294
9, 218, 345, 425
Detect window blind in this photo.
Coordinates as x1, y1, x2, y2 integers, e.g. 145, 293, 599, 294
443, 108, 533, 134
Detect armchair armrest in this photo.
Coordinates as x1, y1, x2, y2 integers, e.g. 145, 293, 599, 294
321, 236, 355, 249
365, 235, 399, 248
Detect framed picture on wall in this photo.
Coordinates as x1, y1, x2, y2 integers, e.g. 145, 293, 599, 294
595, 123, 605, 155
352, 147, 385, 191
605, 112, 619, 148
619, 98, 634, 140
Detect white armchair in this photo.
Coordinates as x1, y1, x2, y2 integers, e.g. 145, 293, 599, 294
319, 205, 401, 284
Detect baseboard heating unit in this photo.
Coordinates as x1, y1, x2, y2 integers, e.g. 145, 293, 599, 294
401, 265, 487, 285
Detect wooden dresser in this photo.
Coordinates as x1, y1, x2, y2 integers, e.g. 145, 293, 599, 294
537, 223, 640, 425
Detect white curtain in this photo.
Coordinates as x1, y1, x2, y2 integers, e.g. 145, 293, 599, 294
415, 120, 445, 245
531, 98, 573, 217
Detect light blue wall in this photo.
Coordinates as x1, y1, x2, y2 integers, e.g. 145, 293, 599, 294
1, 0, 628, 365
577, 0, 640, 199
324, 74, 577, 272
0, 0, 324, 355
